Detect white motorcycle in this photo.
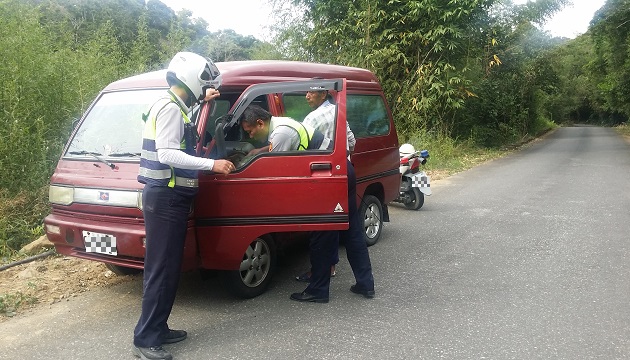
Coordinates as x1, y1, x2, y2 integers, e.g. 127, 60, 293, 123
393, 143, 431, 210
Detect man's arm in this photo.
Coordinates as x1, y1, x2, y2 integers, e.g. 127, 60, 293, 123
346, 122, 356, 152
155, 98, 233, 174
248, 145, 270, 156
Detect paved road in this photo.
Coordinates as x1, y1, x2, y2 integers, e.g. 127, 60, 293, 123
2, 126, 630, 359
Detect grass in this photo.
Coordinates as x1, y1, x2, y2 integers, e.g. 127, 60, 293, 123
0, 187, 49, 259
614, 123, 630, 138
0, 291, 38, 318
402, 133, 510, 181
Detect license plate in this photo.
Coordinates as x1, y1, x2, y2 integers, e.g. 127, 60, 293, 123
82, 231, 117, 256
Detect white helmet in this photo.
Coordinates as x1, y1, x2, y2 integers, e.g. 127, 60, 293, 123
399, 143, 416, 157
167, 52, 222, 102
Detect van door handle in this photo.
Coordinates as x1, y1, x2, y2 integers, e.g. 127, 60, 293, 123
311, 163, 332, 171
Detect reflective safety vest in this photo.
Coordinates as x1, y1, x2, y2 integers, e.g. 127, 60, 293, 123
270, 117, 324, 150
137, 94, 199, 197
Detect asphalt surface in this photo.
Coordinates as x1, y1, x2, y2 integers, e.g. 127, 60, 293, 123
2, 126, 630, 360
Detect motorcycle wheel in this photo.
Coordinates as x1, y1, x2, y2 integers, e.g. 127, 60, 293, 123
404, 188, 424, 210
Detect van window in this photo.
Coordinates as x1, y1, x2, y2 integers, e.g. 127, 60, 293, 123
66, 89, 163, 158
282, 93, 337, 148
282, 93, 311, 121
347, 94, 390, 138
205, 99, 231, 138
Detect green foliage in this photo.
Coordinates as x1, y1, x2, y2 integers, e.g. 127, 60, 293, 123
0, 290, 38, 318
0, 188, 49, 256
536, 0, 630, 126
1, 0, 623, 255
201, 30, 263, 62
614, 122, 630, 137
270, 0, 569, 142
588, 0, 630, 123
0, 0, 267, 254
402, 131, 504, 176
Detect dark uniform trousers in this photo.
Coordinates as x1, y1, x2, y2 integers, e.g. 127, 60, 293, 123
134, 185, 193, 348
305, 160, 375, 298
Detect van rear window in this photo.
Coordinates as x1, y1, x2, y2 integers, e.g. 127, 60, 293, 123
347, 94, 390, 138
281, 93, 390, 139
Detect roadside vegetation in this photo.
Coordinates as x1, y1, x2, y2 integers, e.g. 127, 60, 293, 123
615, 123, 630, 138
0, 290, 37, 318
1, 0, 628, 259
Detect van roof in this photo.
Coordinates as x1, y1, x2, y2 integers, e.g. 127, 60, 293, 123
104, 60, 382, 92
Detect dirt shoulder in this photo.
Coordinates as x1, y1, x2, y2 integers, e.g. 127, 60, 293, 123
0, 246, 138, 322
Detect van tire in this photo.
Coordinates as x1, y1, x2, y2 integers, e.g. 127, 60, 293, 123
221, 236, 276, 299
359, 195, 383, 247
105, 263, 142, 276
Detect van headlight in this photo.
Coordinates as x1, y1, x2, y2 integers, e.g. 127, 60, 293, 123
49, 185, 74, 205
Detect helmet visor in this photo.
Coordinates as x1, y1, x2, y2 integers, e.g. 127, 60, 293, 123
200, 64, 213, 82
199, 60, 222, 90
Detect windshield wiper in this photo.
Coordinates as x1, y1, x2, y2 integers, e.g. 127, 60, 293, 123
108, 152, 141, 158
67, 151, 116, 170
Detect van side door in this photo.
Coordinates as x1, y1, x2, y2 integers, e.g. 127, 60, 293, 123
193, 79, 350, 270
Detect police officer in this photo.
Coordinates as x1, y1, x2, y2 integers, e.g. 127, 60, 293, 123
240, 105, 326, 153
133, 52, 234, 360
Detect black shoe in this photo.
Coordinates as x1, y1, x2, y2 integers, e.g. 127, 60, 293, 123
295, 271, 312, 282
163, 329, 187, 344
133, 345, 173, 360
350, 284, 375, 299
290, 291, 329, 303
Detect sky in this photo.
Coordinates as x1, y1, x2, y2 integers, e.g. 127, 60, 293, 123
158, 0, 274, 40
159, 0, 607, 40
514, 0, 607, 38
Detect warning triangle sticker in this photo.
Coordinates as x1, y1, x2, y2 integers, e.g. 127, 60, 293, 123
334, 203, 344, 213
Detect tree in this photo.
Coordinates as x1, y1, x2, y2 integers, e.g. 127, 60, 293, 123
200, 30, 262, 62
128, 13, 157, 74
269, 0, 568, 142
589, 0, 630, 122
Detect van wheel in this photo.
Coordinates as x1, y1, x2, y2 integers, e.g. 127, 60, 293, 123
105, 263, 142, 276
221, 236, 275, 299
359, 195, 383, 247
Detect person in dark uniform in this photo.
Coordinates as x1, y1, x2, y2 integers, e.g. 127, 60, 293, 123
290, 90, 375, 303
133, 52, 234, 360
290, 159, 375, 303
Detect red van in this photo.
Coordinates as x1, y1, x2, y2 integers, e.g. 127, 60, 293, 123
44, 61, 399, 298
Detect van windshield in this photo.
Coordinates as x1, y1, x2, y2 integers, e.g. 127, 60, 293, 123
65, 89, 165, 159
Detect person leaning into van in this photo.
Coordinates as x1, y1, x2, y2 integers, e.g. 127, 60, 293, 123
290, 87, 376, 304
134, 52, 235, 360
240, 105, 328, 152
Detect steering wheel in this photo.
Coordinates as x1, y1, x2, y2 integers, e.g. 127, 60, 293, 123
203, 117, 228, 159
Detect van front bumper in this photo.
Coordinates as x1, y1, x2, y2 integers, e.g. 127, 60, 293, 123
44, 212, 199, 271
